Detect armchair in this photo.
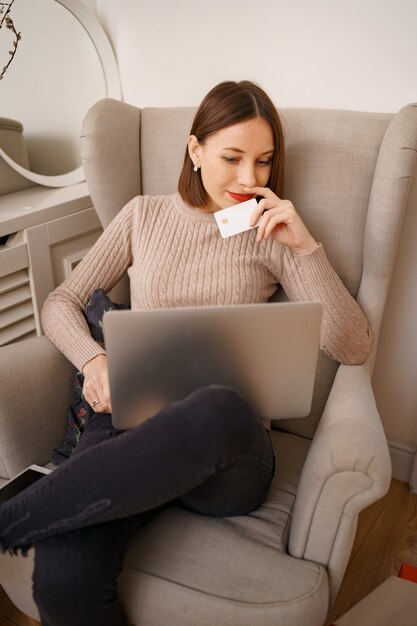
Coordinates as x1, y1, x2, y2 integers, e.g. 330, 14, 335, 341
1, 99, 416, 626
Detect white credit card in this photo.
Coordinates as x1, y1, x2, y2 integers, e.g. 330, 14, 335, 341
214, 198, 260, 239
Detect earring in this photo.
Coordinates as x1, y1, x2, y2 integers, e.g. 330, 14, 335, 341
193, 163, 199, 172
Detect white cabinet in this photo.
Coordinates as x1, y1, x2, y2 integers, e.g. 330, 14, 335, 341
0, 235, 35, 345
0, 183, 103, 346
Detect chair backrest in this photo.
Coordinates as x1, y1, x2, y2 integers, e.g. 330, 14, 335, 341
81, 99, 417, 439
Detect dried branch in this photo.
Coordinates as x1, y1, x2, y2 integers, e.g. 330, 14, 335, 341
0, 0, 14, 28
0, 0, 21, 81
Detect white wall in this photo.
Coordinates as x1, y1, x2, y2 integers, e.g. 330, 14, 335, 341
92, 0, 417, 112
90, 0, 417, 447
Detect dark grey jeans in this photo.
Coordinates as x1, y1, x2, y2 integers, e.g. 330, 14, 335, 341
0, 386, 275, 626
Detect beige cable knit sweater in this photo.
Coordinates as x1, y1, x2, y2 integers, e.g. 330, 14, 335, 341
42, 193, 371, 407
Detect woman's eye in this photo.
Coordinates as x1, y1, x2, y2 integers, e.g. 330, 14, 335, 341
222, 156, 272, 166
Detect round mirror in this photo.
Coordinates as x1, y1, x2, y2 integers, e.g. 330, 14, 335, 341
0, 0, 121, 187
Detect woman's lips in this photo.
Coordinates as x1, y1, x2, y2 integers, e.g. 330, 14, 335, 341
227, 191, 255, 203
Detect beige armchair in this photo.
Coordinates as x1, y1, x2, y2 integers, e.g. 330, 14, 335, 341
1, 99, 416, 626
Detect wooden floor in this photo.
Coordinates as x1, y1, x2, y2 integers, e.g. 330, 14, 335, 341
326, 478, 417, 624
1, 478, 416, 626
0, 590, 29, 626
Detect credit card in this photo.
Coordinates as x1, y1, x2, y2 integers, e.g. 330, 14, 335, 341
214, 198, 260, 238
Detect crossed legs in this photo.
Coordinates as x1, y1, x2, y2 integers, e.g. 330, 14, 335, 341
0, 387, 274, 625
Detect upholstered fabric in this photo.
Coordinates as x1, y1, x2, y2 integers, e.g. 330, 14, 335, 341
281, 109, 391, 297
276, 105, 416, 438
80, 99, 142, 228
360, 104, 417, 368
141, 107, 196, 197
0, 337, 73, 479
289, 362, 392, 601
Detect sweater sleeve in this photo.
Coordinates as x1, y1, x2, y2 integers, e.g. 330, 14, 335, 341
41, 197, 139, 372
278, 244, 372, 365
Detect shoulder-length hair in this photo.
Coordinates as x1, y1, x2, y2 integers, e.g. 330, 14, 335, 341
178, 80, 285, 209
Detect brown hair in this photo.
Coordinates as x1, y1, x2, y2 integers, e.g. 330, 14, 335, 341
178, 80, 285, 208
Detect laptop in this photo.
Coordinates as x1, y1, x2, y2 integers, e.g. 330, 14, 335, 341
103, 302, 322, 430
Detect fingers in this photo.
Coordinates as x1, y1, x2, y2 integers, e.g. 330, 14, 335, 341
244, 186, 283, 228
84, 377, 112, 414
256, 204, 293, 242
249, 196, 293, 233
92, 384, 112, 414
82, 355, 112, 413
243, 185, 278, 200
249, 197, 282, 227
244, 186, 317, 253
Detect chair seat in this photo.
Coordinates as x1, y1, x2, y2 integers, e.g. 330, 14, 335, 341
118, 431, 328, 625
0, 431, 328, 625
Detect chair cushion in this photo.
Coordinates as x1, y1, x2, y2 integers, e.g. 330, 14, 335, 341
118, 430, 328, 625
281, 108, 391, 297
141, 107, 196, 197
270, 109, 390, 439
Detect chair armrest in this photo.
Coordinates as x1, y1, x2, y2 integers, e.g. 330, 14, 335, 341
288, 362, 391, 603
0, 336, 74, 479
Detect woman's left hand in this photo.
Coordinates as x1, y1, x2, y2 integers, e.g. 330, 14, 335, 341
245, 186, 318, 255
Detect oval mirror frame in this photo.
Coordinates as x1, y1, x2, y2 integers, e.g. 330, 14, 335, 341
0, 0, 121, 188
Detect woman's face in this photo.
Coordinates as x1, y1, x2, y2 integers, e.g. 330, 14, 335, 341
188, 116, 274, 212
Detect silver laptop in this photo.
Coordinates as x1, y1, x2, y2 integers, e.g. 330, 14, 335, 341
103, 302, 322, 429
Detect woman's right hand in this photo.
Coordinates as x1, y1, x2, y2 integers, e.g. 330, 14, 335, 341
82, 354, 112, 413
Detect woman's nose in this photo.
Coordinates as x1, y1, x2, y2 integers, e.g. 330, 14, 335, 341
238, 163, 257, 188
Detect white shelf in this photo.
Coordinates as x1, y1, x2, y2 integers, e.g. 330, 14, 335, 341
0, 182, 92, 237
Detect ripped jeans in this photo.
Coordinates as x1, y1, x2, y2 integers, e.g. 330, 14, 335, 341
0, 386, 275, 626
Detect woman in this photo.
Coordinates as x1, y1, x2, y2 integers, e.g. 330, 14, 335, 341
0, 81, 371, 625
